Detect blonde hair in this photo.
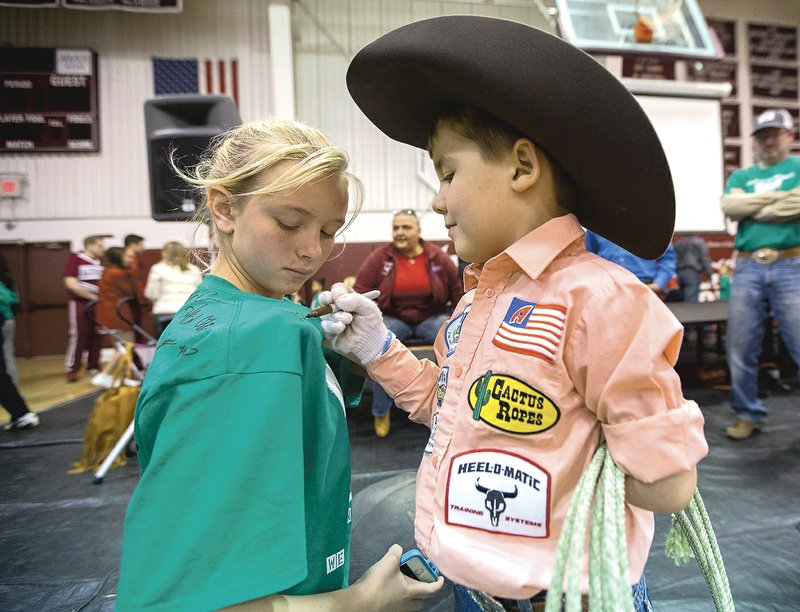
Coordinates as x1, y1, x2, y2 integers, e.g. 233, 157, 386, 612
84, 235, 104, 249
173, 117, 363, 268
162, 241, 190, 272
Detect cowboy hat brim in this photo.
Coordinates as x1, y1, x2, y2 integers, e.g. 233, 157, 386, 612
346, 15, 675, 259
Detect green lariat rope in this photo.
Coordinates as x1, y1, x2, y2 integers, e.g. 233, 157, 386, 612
466, 443, 734, 611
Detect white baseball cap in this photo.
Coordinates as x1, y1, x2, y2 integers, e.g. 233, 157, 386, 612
752, 109, 793, 134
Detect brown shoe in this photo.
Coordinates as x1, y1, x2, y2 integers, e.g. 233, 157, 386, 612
725, 418, 761, 440
374, 414, 391, 438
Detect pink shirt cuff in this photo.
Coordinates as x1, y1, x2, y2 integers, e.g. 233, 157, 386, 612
603, 400, 708, 483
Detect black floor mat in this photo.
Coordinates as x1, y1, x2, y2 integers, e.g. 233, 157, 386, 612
2, 383, 798, 611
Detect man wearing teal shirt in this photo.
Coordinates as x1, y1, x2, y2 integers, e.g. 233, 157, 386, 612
721, 108, 800, 440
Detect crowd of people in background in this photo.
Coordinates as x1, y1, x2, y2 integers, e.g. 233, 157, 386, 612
4, 112, 797, 454
0, 181, 784, 438
61, 234, 202, 383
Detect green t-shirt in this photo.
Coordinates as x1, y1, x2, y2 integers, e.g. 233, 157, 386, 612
117, 275, 355, 611
724, 156, 800, 251
0, 280, 19, 321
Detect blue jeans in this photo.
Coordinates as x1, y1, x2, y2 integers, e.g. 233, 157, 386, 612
370, 313, 449, 417
727, 255, 800, 423
453, 574, 653, 611
677, 268, 701, 302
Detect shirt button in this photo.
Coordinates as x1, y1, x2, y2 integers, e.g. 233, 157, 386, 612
486, 288, 494, 297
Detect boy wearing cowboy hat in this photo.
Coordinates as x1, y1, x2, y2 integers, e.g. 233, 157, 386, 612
321, 15, 708, 610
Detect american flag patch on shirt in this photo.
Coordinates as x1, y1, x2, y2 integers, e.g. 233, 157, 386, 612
492, 298, 566, 364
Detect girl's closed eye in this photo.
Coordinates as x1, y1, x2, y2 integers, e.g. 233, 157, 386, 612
441, 172, 454, 183
276, 219, 300, 232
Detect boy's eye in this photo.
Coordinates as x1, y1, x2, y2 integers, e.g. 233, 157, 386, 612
441, 173, 454, 183
321, 229, 336, 239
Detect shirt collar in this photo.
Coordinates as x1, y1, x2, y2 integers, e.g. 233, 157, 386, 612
463, 213, 584, 291
78, 252, 101, 265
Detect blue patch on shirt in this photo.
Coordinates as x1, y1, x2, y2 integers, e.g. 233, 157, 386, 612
445, 304, 471, 357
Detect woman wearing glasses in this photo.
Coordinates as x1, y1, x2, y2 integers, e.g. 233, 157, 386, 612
354, 209, 463, 437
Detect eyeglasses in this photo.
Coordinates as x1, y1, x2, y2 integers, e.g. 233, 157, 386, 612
392, 208, 417, 217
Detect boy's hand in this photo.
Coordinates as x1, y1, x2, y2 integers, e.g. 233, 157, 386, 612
319, 283, 392, 365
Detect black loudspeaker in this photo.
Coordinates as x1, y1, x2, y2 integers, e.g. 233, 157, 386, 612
144, 95, 241, 221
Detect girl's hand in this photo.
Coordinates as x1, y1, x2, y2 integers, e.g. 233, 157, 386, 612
351, 544, 444, 611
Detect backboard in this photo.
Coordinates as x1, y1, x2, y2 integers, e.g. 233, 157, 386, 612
555, 0, 723, 59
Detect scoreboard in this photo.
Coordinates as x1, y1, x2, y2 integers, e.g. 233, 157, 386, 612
0, 47, 99, 153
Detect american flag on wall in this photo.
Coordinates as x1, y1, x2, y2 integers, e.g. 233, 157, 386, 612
153, 58, 239, 106
492, 298, 567, 364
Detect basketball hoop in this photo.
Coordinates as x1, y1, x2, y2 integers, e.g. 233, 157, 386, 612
555, 0, 721, 60
634, 0, 684, 44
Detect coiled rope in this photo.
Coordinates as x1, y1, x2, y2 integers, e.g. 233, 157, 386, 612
466, 443, 734, 611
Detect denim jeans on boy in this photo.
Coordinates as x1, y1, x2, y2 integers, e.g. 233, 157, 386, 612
370, 313, 449, 417
453, 574, 654, 612
727, 255, 800, 423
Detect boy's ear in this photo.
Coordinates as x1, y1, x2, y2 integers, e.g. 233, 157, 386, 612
511, 138, 541, 193
208, 187, 236, 234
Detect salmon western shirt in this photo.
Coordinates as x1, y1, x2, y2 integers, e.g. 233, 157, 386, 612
367, 213, 708, 598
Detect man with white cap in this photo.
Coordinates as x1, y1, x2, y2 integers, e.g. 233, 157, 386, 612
721, 108, 800, 440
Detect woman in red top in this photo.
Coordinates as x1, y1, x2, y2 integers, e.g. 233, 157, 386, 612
354, 210, 463, 436
96, 247, 150, 343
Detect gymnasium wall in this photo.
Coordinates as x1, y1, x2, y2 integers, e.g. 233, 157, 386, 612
0, 0, 798, 252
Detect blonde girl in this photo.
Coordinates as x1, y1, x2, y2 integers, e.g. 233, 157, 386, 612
117, 117, 442, 611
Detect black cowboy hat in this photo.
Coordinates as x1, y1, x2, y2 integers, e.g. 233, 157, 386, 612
346, 15, 674, 259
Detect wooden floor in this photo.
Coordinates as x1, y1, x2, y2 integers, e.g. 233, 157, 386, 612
1, 356, 100, 425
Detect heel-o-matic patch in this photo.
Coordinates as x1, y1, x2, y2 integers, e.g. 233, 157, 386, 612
445, 449, 550, 538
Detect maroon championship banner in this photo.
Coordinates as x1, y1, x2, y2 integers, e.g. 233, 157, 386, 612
0, 47, 99, 152
721, 104, 740, 139
621, 56, 676, 80
61, 0, 181, 10
0, 0, 180, 9
687, 60, 738, 97
0, 0, 58, 6
749, 64, 799, 100
748, 23, 798, 62
706, 18, 736, 58
723, 145, 741, 183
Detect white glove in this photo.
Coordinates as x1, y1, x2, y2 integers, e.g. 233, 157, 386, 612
319, 283, 392, 365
